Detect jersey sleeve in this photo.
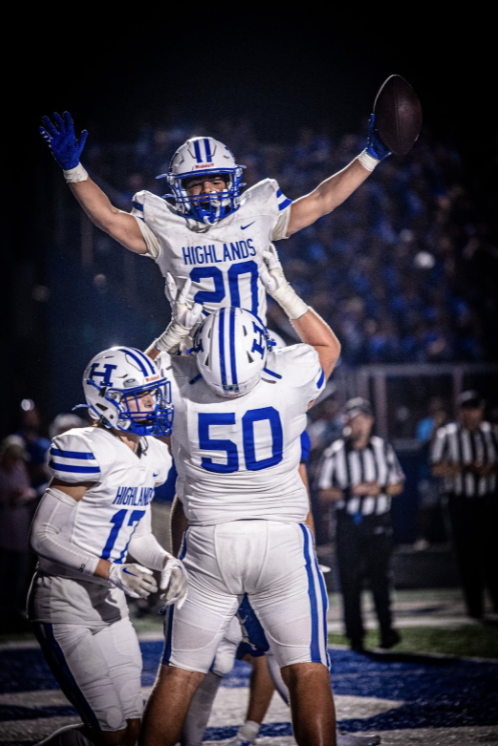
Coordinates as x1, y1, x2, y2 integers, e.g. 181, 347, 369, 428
244, 178, 292, 240
385, 443, 405, 484
48, 430, 102, 483
278, 344, 326, 404
130, 190, 161, 259
269, 179, 292, 240
430, 426, 449, 464
149, 438, 173, 487
316, 445, 338, 490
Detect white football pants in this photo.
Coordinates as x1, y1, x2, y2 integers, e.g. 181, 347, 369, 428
162, 520, 329, 672
33, 616, 143, 731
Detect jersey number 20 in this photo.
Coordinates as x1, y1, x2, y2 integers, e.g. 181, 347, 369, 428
190, 261, 259, 315
199, 406, 283, 473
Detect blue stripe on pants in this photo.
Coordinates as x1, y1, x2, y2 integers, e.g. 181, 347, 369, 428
32, 623, 100, 729
299, 524, 321, 663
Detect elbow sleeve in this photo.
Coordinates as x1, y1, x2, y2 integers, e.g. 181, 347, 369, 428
30, 488, 98, 577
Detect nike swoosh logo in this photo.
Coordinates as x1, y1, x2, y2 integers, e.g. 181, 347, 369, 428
153, 472, 159, 477
241, 222, 255, 230
123, 568, 138, 576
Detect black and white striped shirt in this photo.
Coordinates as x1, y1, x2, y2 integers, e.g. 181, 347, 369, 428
431, 421, 498, 497
317, 436, 405, 516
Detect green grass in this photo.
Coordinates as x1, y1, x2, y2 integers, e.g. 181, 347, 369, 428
328, 624, 498, 659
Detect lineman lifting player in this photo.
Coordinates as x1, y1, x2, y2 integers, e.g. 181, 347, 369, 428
38, 77, 422, 746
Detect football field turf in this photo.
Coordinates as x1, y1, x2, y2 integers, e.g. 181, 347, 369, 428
1, 589, 497, 745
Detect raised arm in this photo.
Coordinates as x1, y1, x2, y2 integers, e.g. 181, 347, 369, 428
260, 246, 340, 379
40, 112, 147, 254
286, 115, 391, 236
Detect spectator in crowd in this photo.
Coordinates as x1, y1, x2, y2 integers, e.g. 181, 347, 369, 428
48, 412, 87, 440
307, 386, 343, 455
416, 396, 448, 444
0, 435, 37, 631
431, 390, 498, 619
317, 398, 405, 652
16, 401, 50, 491
415, 396, 449, 546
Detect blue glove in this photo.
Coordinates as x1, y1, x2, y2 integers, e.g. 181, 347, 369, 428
39, 112, 88, 170
365, 113, 391, 162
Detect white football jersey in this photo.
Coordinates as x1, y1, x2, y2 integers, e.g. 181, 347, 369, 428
164, 344, 325, 525
131, 179, 292, 323
41, 426, 172, 583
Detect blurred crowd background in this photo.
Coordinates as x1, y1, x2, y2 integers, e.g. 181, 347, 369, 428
2, 117, 498, 630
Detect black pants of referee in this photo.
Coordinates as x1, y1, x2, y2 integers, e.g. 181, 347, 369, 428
447, 494, 498, 618
335, 512, 394, 646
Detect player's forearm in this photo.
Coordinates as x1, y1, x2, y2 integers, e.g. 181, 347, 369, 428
318, 488, 343, 503
432, 462, 461, 477
287, 159, 370, 235
291, 309, 341, 379
68, 179, 147, 254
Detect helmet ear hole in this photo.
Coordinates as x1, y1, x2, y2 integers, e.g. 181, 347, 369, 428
82, 347, 174, 436
195, 308, 269, 398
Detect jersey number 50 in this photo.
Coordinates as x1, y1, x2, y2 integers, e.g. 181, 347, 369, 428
199, 407, 283, 473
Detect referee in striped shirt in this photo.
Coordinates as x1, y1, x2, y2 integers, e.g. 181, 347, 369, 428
317, 397, 404, 652
431, 389, 498, 619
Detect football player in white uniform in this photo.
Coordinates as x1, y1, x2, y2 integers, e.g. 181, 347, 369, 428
176, 427, 380, 746
27, 347, 188, 746
39, 110, 391, 324
138, 249, 341, 746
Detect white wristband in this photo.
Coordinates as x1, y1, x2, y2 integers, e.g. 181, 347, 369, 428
357, 149, 379, 172
271, 283, 309, 320
63, 163, 89, 183
154, 320, 191, 354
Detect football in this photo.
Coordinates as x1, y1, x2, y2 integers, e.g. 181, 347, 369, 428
373, 74, 423, 156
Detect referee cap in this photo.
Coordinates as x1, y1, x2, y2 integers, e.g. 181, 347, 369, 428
343, 397, 373, 420
457, 390, 485, 409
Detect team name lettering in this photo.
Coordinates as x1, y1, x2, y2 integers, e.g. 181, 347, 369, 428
182, 239, 256, 266
112, 486, 154, 506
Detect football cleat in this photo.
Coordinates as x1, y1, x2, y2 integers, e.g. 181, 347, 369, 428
160, 136, 244, 225
81, 347, 174, 436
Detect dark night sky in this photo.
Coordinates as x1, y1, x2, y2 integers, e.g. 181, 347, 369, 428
13, 16, 496, 164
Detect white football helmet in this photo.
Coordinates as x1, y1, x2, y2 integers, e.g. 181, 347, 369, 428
81, 347, 174, 436
193, 308, 272, 397
160, 136, 244, 225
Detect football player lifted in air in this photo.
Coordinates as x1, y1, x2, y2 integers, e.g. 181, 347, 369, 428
39, 109, 391, 324
27, 348, 188, 746
134, 247, 342, 746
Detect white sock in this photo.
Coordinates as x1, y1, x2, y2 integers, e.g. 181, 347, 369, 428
236, 720, 260, 743
181, 671, 223, 746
